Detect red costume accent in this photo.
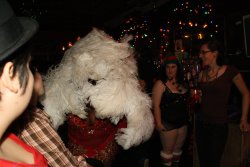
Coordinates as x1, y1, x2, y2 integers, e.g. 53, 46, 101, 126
0, 133, 47, 167
67, 114, 126, 167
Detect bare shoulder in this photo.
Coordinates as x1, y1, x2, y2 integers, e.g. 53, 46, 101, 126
153, 80, 165, 92
154, 80, 164, 86
233, 72, 242, 81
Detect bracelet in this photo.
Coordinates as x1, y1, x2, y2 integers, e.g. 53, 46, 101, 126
241, 119, 247, 122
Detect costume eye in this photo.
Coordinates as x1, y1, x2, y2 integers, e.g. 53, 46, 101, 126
88, 78, 97, 85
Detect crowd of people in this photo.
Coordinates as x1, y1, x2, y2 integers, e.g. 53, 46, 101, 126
0, 1, 250, 167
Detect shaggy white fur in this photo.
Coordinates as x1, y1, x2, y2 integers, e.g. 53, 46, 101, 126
41, 28, 154, 150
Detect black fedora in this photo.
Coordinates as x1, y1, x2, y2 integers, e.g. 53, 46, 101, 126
0, 0, 38, 61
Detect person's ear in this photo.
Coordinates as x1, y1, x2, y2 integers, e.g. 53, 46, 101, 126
0, 62, 19, 93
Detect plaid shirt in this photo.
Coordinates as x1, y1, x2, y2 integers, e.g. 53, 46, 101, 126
19, 108, 87, 167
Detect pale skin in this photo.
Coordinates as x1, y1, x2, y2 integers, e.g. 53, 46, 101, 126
0, 61, 35, 164
199, 43, 250, 132
152, 63, 187, 156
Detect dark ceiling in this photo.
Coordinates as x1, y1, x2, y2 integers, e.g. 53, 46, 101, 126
9, 0, 172, 31
7, 0, 250, 71
8, 0, 250, 31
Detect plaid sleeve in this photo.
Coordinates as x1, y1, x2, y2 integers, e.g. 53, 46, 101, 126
19, 109, 87, 167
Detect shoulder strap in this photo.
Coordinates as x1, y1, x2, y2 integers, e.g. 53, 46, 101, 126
160, 79, 172, 93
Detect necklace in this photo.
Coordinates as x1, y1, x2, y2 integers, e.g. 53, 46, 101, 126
206, 66, 220, 81
169, 80, 182, 93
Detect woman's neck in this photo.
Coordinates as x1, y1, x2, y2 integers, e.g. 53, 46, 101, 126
208, 64, 220, 72
0, 112, 16, 139
168, 77, 176, 82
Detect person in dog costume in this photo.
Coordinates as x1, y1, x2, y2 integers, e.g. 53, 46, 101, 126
41, 28, 154, 167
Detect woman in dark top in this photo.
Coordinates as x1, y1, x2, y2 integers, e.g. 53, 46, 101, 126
152, 56, 189, 167
196, 38, 250, 167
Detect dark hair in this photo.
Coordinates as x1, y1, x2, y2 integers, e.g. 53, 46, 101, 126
2, 42, 34, 135
0, 42, 31, 93
8, 62, 42, 135
200, 38, 224, 65
159, 61, 184, 84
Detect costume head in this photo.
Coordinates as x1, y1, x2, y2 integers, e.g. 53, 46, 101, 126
0, 0, 38, 60
42, 28, 154, 150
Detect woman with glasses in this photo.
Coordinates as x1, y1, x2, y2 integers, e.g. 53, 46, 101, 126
196, 38, 250, 167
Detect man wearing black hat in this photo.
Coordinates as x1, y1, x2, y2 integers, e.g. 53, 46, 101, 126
0, 0, 101, 167
0, 0, 48, 166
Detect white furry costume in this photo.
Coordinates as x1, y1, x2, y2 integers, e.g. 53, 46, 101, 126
41, 28, 154, 150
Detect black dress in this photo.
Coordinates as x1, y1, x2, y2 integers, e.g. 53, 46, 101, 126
160, 81, 189, 131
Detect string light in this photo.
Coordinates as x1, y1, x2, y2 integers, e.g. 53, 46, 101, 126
62, 0, 221, 70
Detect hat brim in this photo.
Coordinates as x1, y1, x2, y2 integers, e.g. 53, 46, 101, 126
0, 17, 38, 61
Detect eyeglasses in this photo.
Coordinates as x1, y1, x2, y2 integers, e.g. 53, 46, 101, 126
199, 50, 212, 55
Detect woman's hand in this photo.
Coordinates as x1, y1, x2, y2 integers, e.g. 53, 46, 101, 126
240, 119, 250, 132
155, 122, 166, 132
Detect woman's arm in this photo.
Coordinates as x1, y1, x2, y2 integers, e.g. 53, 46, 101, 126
233, 73, 250, 132
152, 80, 165, 131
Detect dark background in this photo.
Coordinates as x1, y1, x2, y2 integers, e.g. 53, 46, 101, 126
8, 0, 250, 73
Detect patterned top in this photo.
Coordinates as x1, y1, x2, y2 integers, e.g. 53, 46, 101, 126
0, 133, 48, 167
19, 108, 87, 167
